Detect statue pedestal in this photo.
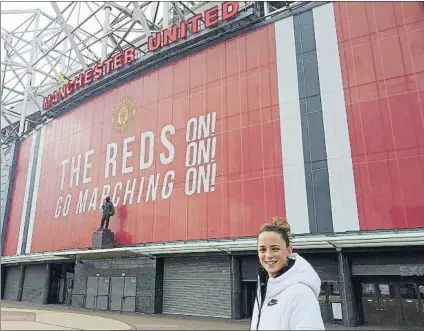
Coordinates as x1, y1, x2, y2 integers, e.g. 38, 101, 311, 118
92, 229, 114, 249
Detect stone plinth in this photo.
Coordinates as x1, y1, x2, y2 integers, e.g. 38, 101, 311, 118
92, 229, 114, 249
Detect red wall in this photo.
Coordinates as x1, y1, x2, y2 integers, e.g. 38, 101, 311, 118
29, 25, 285, 253
335, 1, 424, 230
3, 139, 32, 256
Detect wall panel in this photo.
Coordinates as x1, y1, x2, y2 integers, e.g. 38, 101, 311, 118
334, 1, 424, 230
2, 139, 32, 256
8, 25, 286, 253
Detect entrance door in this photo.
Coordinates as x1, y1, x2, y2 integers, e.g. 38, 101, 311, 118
85, 277, 97, 309
360, 281, 400, 326
96, 277, 109, 310
85, 276, 110, 310
400, 282, 424, 328
49, 278, 61, 304
242, 281, 256, 318
109, 276, 137, 312
360, 283, 380, 324
318, 283, 332, 322
49, 276, 67, 304
419, 283, 424, 327
110, 277, 124, 311
122, 276, 137, 312
377, 283, 398, 326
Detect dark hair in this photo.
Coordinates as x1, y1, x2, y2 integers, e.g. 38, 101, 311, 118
259, 217, 291, 247
105, 196, 110, 202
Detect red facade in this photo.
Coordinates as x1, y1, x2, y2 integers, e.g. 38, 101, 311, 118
335, 1, 424, 230
26, 25, 284, 252
3, 138, 33, 256
4, 2, 424, 256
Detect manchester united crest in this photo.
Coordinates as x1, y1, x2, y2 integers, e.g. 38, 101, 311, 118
112, 97, 136, 133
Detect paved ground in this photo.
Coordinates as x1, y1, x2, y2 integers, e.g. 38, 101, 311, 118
0, 300, 411, 330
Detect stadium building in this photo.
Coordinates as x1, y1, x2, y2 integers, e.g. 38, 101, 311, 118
1, 1, 424, 328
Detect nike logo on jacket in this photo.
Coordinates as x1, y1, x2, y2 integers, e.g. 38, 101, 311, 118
250, 253, 325, 330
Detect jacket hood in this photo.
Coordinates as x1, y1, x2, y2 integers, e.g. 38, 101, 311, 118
266, 253, 321, 298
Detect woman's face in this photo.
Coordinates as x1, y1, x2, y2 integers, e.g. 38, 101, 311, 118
258, 231, 293, 278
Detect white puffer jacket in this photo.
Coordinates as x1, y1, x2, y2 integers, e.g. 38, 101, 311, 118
250, 253, 325, 330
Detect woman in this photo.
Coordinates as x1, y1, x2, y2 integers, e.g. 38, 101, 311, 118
250, 217, 325, 330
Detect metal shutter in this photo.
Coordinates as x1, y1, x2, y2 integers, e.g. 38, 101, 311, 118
163, 255, 232, 318
22, 265, 46, 303
3, 266, 21, 300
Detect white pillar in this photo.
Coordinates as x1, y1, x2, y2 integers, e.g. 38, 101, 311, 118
102, 6, 112, 61
163, 2, 169, 29
264, 2, 270, 16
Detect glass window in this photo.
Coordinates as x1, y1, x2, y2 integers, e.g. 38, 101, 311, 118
361, 283, 375, 297
379, 284, 395, 298
400, 284, 417, 299
330, 282, 340, 295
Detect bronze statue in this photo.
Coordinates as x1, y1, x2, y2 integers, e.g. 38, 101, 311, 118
99, 196, 115, 230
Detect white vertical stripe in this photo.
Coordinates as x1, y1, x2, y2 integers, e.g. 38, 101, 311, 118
16, 133, 37, 255
313, 3, 360, 232
275, 17, 310, 234
25, 127, 46, 254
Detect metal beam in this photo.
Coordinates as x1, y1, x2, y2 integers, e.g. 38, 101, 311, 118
2, 1, 209, 138
109, 21, 136, 57
0, 10, 39, 15
2, 86, 24, 96
33, 5, 132, 68
85, 1, 105, 29
1, 34, 29, 66
132, 2, 151, 36
51, 2, 88, 71
3, 108, 25, 118
1, 61, 57, 80
2, 64, 29, 103
19, 10, 40, 135
106, 1, 160, 30
1, 34, 12, 97
0, 144, 8, 166
1, 113, 18, 137
12, 27, 61, 35
172, 2, 186, 23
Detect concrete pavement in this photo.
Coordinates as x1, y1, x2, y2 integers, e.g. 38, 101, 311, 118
1, 300, 411, 330
1, 300, 248, 330
1, 306, 131, 330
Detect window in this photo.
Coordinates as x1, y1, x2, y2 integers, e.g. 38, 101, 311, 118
400, 284, 417, 300
378, 284, 395, 298
330, 282, 340, 296
361, 283, 376, 297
